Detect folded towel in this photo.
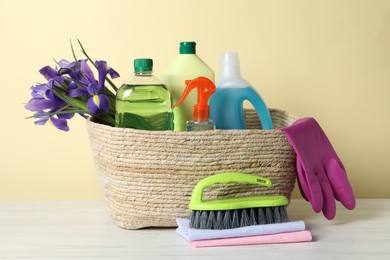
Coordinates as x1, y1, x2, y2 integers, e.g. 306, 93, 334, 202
176, 218, 306, 241
190, 231, 312, 248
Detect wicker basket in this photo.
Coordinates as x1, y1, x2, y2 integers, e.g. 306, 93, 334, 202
87, 108, 299, 229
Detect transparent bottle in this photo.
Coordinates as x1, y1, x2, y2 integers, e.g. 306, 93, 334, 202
186, 119, 215, 131
115, 58, 174, 130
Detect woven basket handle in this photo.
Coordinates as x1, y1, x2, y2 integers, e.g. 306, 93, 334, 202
190, 172, 272, 205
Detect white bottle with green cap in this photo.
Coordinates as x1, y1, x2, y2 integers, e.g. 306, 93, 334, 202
161, 42, 214, 131
115, 58, 174, 130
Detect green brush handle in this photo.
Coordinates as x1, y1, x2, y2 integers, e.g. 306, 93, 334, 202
190, 172, 272, 208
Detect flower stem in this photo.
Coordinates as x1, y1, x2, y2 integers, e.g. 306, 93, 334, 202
26, 109, 90, 119
70, 39, 80, 69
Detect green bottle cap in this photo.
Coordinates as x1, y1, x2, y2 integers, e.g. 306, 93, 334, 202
134, 58, 153, 72
180, 42, 196, 54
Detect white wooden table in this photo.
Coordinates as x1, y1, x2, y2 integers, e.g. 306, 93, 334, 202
0, 199, 389, 259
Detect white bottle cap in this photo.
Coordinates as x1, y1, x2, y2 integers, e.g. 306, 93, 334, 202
217, 52, 250, 88
219, 52, 241, 79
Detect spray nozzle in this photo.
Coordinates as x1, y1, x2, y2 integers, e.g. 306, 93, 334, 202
173, 77, 216, 122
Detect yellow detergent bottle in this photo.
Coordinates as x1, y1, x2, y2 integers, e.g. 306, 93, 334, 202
161, 42, 214, 131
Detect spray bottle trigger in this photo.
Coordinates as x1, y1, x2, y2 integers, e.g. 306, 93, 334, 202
173, 77, 216, 122
172, 79, 196, 109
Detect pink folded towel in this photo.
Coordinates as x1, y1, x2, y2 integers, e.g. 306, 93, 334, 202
190, 230, 312, 248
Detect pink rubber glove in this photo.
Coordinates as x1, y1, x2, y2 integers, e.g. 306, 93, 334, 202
281, 118, 356, 220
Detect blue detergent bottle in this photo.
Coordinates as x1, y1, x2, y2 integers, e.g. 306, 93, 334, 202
210, 52, 273, 130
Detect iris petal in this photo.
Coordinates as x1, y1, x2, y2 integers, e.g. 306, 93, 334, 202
34, 117, 49, 126
68, 82, 77, 89
39, 66, 58, 80
68, 88, 88, 98
49, 116, 69, 131
58, 68, 72, 76
107, 67, 120, 79
31, 84, 50, 98
87, 94, 109, 115
44, 89, 55, 100
97, 94, 109, 113
25, 98, 65, 112
47, 76, 65, 88
87, 96, 99, 115
67, 82, 88, 97
96, 60, 107, 92
57, 59, 73, 68
58, 113, 75, 120
70, 70, 82, 81
78, 113, 89, 119
87, 83, 99, 96
80, 60, 95, 83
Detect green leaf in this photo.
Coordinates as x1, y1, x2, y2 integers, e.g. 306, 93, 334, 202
70, 39, 80, 68
93, 113, 115, 126
52, 86, 89, 111
25, 109, 90, 119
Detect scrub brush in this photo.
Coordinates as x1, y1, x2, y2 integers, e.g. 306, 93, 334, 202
189, 172, 289, 230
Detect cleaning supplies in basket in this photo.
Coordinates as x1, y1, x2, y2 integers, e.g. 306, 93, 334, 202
210, 52, 273, 130
173, 77, 216, 131
87, 108, 298, 229
161, 42, 215, 131
281, 117, 356, 220
115, 58, 174, 130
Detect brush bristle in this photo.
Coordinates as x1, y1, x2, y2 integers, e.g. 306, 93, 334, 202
258, 208, 266, 225
199, 211, 208, 229
240, 209, 250, 227
249, 208, 257, 226
189, 206, 290, 230
222, 210, 231, 229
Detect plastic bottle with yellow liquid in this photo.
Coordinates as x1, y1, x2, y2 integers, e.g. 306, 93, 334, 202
161, 42, 214, 131
115, 58, 174, 130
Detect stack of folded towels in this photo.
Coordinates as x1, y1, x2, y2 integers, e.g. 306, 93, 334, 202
176, 218, 312, 248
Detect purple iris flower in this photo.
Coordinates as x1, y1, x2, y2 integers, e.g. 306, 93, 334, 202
95, 60, 120, 83
39, 66, 65, 88
57, 59, 77, 69
25, 40, 122, 131
63, 59, 119, 115
57, 59, 85, 82
25, 50, 120, 131
25, 84, 66, 112
25, 83, 75, 131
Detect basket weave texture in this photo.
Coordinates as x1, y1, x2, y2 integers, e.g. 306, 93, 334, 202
87, 108, 299, 229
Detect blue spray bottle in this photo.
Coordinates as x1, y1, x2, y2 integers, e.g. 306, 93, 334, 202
209, 52, 273, 130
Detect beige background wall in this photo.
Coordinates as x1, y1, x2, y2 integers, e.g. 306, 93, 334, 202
1, 0, 389, 200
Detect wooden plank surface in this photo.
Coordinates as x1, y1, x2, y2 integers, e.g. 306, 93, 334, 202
0, 200, 389, 259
